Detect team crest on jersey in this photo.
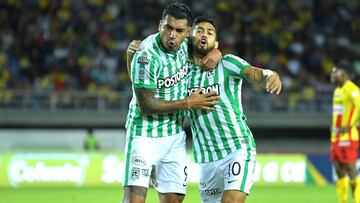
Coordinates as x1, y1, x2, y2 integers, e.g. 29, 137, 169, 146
137, 55, 150, 64
207, 70, 215, 78
138, 69, 146, 78
179, 51, 185, 60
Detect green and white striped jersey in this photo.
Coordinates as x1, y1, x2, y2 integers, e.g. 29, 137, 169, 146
126, 33, 189, 138
187, 54, 256, 163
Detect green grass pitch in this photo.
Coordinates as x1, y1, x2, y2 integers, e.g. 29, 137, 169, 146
0, 184, 341, 203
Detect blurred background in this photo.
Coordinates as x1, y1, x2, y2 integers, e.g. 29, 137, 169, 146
0, 0, 360, 202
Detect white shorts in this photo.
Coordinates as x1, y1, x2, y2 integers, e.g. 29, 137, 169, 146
199, 149, 256, 203
123, 132, 187, 194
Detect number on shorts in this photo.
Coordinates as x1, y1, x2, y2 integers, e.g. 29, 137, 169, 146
228, 162, 241, 177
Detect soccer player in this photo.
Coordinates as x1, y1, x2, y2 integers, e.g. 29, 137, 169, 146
123, 3, 220, 203
187, 16, 281, 203
330, 63, 360, 203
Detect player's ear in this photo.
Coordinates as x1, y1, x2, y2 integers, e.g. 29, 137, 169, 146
186, 26, 191, 37
214, 41, 219, 49
189, 27, 195, 37
158, 20, 162, 32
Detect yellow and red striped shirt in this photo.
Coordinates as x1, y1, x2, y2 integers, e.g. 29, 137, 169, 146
331, 80, 360, 143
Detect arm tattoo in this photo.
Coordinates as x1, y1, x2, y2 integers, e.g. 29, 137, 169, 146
134, 88, 186, 114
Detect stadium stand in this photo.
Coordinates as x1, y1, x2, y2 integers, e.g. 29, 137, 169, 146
0, 0, 359, 111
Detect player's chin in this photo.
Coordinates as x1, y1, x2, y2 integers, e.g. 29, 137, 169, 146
197, 43, 208, 50
167, 45, 179, 52
196, 47, 210, 56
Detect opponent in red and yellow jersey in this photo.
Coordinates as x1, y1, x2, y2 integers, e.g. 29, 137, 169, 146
331, 80, 360, 145
330, 65, 360, 203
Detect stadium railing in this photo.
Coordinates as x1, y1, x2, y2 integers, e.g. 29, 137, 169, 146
0, 88, 332, 128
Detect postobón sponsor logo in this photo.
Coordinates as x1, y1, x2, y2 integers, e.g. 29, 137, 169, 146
8, 153, 89, 188
187, 84, 220, 96
157, 63, 189, 89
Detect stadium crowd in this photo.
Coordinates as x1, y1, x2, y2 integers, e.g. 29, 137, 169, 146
0, 0, 359, 111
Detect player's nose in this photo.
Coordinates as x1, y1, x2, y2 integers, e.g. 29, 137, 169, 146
170, 30, 176, 39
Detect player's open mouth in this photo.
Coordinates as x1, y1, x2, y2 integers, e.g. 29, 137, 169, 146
200, 39, 207, 46
168, 41, 175, 47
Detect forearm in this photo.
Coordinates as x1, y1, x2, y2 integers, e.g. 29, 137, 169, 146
139, 97, 188, 114
244, 66, 265, 83
135, 88, 188, 114
127, 54, 133, 77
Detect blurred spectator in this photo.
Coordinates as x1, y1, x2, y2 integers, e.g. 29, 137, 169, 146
84, 128, 99, 151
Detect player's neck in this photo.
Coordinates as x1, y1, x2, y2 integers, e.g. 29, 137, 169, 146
340, 78, 350, 87
192, 53, 205, 65
337, 80, 348, 87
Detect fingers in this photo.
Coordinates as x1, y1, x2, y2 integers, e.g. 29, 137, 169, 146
201, 48, 221, 69
200, 106, 214, 111
206, 61, 217, 69
127, 40, 142, 55
193, 86, 203, 94
198, 100, 218, 111
202, 96, 219, 109
200, 58, 217, 70
199, 57, 209, 67
266, 74, 282, 95
275, 82, 282, 95
204, 91, 218, 97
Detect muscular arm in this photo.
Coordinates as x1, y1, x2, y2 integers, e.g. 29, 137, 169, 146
243, 66, 264, 82
127, 53, 132, 76
199, 47, 222, 71
135, 88, 187, 114
127, 40, 142, 77
127, 41, 219, 114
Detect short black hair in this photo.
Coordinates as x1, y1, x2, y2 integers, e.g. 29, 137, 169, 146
162, 2, 193, 25
336, 61, 354, 77
193, 15, 218, 31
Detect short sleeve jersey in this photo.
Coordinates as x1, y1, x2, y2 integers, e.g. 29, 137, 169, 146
187, 54, 256, 163
126, 33, 189, 138
331, 80, 360, 143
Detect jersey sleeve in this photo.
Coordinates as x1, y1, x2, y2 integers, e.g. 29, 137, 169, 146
221, 54, 251, 78
131, 50, 158, 89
